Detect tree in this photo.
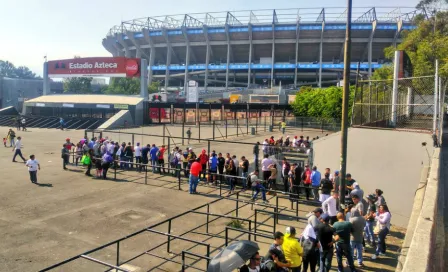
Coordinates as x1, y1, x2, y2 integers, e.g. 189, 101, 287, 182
104, 78, 141, 95
290, 86, 355, 119
14, 66, 37, 79
0, 60, 17, 78
63, 77, 93, 94
63, 55, 93, 94
148, 81, 160, 94
371, 65, 394, 80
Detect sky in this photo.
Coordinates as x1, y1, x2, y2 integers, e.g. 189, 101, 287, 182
0, 0, 419, 76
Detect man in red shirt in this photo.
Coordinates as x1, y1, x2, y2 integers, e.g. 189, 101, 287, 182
198, 149, 209, 181
190, 158, 202, 194
158, 145, 166, 174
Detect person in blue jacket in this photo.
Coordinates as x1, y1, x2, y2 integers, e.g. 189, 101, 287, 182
149, 144, 159, 173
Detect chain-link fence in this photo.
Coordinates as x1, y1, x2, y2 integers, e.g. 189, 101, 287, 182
352, 76, 437, 132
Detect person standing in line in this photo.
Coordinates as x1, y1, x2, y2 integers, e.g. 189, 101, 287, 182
232, 155, 239, 176
322, 190, 340, 225
316, 214, 335, 272
123, 142, 134, 170
25, 154, 40, 184
253, 142, 260, 170
351, 195, 364, 217
7, 129, 16, 147
189, 158, 202, 194
217, 152, 225, 182
281, 158, 290, 193
262, 139, 269, 156
292, 162, 303, 201
282, 227, 303, 272
265, 231, 291, 270
374, 189, 387, 207
174, 148, 183, 179
371, 204, 391, 260
333, 170, 340, 193
149, 144, 159, 173
302, 164, 312, 200
182, 149, 189, 177
310, 166, 321, 201
249, 170, 269, 203
101, 152, 114, 179
350, 182, 364, 199
319, 173, 333, 203
261, 154, 273, 183
12, 136, 26, 163
239, 252, 262, 272
158, 145, 167, 174
364, 194, 377, 247
267, 163, 278, 192
240, 156, 249, 190
300, 224, 319, 272
198, 149, 209, 181
333, 212, 357, 272
134, 143, 142, 172
141, 144, 150, 172
350, 209, 366, 267
186, 128, 192, 144
208, 152, 218, 184
225, 159, 237, 195
84, 149, 94, 176
61, 144, 70, 170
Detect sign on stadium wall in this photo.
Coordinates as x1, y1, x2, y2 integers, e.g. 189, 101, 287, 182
47, 57, 141, 78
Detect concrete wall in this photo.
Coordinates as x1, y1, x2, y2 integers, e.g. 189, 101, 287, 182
312, 127, 433, 227
98, 110, 134, 130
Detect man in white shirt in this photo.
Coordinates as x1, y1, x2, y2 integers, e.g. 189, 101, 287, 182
322, 190, 340, 225
12, 136, 26, 163
25, 154, 41, 184
261, 154, 273, 182
134, 143, 142, 172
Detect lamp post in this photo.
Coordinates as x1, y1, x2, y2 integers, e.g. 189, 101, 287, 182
339, 0, 352, 207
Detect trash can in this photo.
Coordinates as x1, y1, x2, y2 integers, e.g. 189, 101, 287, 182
268, 125, 273, 132
251, 127, 256, 135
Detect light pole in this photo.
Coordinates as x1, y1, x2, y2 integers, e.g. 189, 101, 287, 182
339, 0, 352, 207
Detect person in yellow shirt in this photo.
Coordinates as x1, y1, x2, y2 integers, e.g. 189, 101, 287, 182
281, 121, 287, 134
282, 226, 303, 271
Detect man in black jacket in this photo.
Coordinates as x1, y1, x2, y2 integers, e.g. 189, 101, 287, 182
292, 163, 303, 201
316, 214, 335, 272
253, 142, 260, 170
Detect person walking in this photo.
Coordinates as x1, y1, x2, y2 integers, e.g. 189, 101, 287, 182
21, 118, 27, 131
310, 166, 321, 201
316, 214, 334, 272
84, 149, 94, 176
333, 212, 357, 272
7, 129, 16, 147
282, 226, 303, 272
12, 136, 26, 163
186, 128, 192, 144
253, 142, 260, 170
281, 120, 286, 134
371, 204, 391, 260
249, 170, 269, 203
350, 209, 366, 267
25, 154, 40, 184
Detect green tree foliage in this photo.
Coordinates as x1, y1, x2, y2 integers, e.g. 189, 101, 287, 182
0, 60, 38, 79
371, 65, 394, 80
63, 56, 93, 94
104, 78, 141, 95
290, 86, 354, 119
63, 77, 93, 94
148, 81, 160, 94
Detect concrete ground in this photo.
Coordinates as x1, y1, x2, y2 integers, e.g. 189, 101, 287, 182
0, 126, 404, 271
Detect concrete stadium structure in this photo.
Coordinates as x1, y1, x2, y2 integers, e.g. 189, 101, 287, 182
103, 7, 423, 89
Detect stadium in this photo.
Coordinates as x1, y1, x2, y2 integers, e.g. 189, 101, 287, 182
102, 7, 422, 90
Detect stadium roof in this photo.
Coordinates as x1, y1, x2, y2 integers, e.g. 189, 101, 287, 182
25, 95, 143, 106
107, 7, 425, 36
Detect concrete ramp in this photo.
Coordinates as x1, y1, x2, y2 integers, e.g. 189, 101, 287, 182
313, 127, 433, 227
98, 110, 134, 130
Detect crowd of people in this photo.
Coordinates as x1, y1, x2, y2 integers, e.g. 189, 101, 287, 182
241, 188, 390, 272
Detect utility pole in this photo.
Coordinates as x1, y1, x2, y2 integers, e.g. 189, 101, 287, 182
339, 0, 352, 207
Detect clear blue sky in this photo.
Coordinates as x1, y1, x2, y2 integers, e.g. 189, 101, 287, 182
0, 0, 418, 76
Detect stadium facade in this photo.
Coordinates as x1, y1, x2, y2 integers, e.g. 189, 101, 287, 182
102, 7, 423, 89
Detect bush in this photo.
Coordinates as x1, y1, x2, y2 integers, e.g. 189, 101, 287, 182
227, 219, 245, 229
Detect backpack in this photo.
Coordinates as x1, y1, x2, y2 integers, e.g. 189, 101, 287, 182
170, 154, 179, 167
10, 131, 15, 137
300, 237, 317, 257
260, 258, 276, 272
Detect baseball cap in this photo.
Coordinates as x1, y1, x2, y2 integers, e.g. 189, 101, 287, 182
320, 213, 330, 222
65, 138, 70, 141
334, 170, 339, 175
285, 226, 296, 235
313, 208, 324, 214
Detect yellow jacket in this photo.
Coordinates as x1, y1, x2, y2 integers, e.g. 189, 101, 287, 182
282, 233, 303, 267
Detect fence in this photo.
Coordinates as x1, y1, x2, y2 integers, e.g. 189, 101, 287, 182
40, 161, 311, 271
352, 75, 440, 132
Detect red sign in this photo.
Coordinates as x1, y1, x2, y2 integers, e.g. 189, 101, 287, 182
47, 57, 141, 78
